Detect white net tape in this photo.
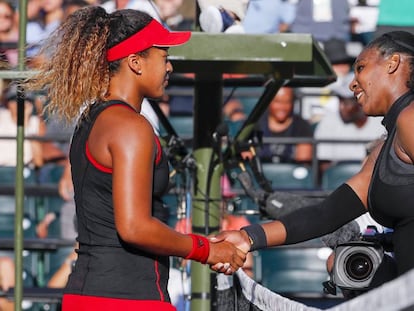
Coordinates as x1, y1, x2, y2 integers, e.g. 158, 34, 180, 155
217, 268, 414, 311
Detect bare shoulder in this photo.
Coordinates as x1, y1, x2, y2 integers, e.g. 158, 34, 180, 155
97, 105, 155, 140
88, 105, 156, 166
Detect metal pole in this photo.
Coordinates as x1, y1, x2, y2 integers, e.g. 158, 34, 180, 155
14, 0, 28, 310
191, 72, 222, 311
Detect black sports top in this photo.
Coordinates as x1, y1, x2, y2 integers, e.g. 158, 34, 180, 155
65, 100, 171, 301
368, 91, 414, 275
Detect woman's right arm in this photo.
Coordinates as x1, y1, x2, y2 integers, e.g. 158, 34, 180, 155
90, 108, 246, 272
214, 141, 383, 253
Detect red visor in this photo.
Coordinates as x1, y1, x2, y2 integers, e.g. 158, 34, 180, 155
106, 19, 191, 62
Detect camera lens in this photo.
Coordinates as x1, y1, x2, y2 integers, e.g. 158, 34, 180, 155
345, 253, 373, 281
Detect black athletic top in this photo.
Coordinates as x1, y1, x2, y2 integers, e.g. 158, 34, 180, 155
65, 100, 171, 301
368, 91, 414, 275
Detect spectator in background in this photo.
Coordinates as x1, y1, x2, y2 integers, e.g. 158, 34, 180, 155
0, 84, 43, 168
101, 0, 162, 19
349, 0, 379, 46
259, 86, 313, 164
0, 256, 14, 311
290, 0, 351, 43
26, 0, 64, 66
242, 0, 296, 34
323, 38, 355, 94
26, 0, 42, 21
0, 247, 78, 311
299, 38, 356, 125
62, 0, 90, 18
374, 0, 414, 38
222, 97, 247, 137
322, 38, 357, 116
154, 0, 193, 30
198, 0, 296, 34
314, 77, 384, 174
0, 0, 18, 68
197, 0, 248, 33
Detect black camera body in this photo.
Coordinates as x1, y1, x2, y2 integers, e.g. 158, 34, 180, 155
323, 227, 395, 297
332, 240, 384, 290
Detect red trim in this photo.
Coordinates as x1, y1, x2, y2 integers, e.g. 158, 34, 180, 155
84, 103, 135, 173
84, 103, 161, 172
154, 136, 162, 165
106, 19, 191, 62
86, 142, 112, 173
62, 294, 176, 311
154, 260, 165, 301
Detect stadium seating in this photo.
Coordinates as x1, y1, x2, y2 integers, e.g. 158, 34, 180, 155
262, 163, 315, 190
321, 161, 362, 190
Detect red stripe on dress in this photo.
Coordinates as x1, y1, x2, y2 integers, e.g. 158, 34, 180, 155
84, 103, 135, 173
62, 294, 176, 311
154, 136, 162, 165
85, 142, 112, 173
85, 103, 160, 172
154, 260, 165, 301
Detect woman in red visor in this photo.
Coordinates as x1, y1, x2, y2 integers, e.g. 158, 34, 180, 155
25, 7, 246, 310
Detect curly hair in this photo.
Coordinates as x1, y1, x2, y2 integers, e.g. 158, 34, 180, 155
24, 7, 153, 122
366, 31, 414, 91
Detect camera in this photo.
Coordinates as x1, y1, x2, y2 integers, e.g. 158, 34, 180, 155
332, 240, 384, 290
323, 226, 396, 297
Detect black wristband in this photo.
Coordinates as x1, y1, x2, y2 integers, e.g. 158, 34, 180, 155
280, 183, 366, 245
242, 223, 267, 251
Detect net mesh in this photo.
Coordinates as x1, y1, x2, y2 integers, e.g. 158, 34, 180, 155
216, 268, 414, 311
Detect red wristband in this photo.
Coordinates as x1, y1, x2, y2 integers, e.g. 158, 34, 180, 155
185, 234, 210, 264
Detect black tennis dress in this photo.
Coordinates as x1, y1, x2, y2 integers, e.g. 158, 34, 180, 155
368, 91, 414, 275
63, 100, 173, 309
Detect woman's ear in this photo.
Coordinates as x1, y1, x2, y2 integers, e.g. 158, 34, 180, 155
127, 54, 142, 75
387, 53, 401, 74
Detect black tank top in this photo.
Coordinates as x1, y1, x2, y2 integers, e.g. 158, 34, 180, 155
368, 91, 414, 275
65, 100, 171, 301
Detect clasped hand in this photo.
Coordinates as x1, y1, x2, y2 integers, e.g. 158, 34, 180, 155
207, 230, 251, 275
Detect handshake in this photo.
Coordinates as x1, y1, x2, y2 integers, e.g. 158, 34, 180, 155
176, 218, 268, 275
206, 229, 252, 275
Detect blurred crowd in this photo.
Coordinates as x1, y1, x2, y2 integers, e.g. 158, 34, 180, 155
0, 0, 412, 69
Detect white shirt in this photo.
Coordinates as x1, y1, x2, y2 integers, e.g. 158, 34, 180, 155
0, 109, 40, 166
101, 0, 162, 20
314, 111, 385, 161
